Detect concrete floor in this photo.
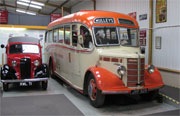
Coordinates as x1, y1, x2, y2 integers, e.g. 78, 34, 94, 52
1, 78, 179, 116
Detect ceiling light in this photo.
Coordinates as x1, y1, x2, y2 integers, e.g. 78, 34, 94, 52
18, 0, 30, 3
16, 9, 36, 15
16, 9, 26, 13
31, 1, 44, 6
17, 1, 29, 6
29, 4, 42, 9
26, 11, 36, 15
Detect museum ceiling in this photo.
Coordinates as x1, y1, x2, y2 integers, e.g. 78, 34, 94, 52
0, 0, 94, 15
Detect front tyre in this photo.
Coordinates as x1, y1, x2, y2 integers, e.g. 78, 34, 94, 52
140, 90, 159, 101
41, 81, 48, 90
87, 74, 105, 108
3, 83, 9, 91
49, 60, 55, 78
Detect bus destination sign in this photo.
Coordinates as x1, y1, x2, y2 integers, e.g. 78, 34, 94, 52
94, 18, 114, 24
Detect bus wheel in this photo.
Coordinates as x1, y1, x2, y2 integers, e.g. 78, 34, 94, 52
3, 83, 9, 91
87, 74, 105, 108
140, 90, 159, 101
42, 81, 48, 90
49, 60, 55, 78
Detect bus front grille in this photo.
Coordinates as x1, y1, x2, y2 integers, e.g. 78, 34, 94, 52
20, 58, 31, 79
127, 58, 145, 87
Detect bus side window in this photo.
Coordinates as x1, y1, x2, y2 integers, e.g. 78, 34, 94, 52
64, 25, 70, 45
45, 31, 48, 43
53, 29, 59, 42
59, 26, 64, 43
72, 25, 78, 46
80, 26, 92, 48
48, 31, 53, 43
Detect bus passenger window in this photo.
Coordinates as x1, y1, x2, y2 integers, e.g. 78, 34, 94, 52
48, 31, 53, 43
64, 25, 70, 45
45, 32, 48, 43
59, 27, 64, 43
80, 26, 92, 48
72, 25, 78, 46
53, 29, 59, 42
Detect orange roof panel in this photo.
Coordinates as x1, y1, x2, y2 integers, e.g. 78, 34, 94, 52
47, 10, 139, 29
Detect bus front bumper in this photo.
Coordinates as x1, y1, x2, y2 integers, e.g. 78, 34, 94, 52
101, 84, 164, 95
1, 77, 49, 83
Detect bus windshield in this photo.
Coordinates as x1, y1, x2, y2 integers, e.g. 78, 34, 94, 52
94, 27, 139, 47
94, 27, 119, 46
119, 28, 138, 47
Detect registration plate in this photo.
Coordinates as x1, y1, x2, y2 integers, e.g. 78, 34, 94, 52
20, 82, 32, 86
131, 89, 148, 95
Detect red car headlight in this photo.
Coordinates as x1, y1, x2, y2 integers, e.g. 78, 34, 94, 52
12, 60, 17, 67
34, 60, 40, 66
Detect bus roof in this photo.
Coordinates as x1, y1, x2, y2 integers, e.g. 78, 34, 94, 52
8, 36, 40, 43
47, 10, 139, 29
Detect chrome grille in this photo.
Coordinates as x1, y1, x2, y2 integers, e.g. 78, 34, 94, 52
20, 58, 31, 79
127, 58, 145, 87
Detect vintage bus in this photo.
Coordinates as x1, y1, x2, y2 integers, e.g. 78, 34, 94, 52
44, 10, 164, 107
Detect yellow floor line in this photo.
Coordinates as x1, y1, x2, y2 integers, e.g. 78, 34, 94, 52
160, 93, 180, 105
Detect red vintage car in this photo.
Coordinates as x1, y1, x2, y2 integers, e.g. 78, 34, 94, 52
1, 36, 49, 91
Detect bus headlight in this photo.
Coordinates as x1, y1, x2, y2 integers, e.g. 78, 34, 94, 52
34, 60, 40, 66
148, 65, 155, 74
12, 60, 17, 67
117, 65, 126, 79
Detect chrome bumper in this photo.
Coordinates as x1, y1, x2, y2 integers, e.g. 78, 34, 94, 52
1, 77, 49, 83
101, 85, 164, 95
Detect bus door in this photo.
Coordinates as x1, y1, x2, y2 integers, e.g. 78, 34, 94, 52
66, 24, 81, 86
77, 25, 94, 87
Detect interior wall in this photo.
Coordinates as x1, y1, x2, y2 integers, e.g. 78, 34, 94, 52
160, 71, 180, 88
8, 13, 50, 26
152, 0, 180, 71
152, 0, 180, 88
71, 0, 94, 13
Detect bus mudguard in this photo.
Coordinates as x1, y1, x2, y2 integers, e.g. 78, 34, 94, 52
144, 65, 164, 90
87, 66, 127, 92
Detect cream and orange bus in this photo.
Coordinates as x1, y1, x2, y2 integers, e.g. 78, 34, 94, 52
44, 10, 164, 107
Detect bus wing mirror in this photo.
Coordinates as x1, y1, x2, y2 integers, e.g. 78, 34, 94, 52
39, 38, 43, 41
140, 46, 145, 54
1, 44, 5, 48
78, 35, 84, 45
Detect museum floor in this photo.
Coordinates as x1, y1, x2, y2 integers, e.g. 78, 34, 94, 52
1, 78, 179, 116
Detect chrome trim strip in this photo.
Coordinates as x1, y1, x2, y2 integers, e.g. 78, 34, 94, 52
1, 77, 49, 83
102, 90, 129, 94
137, 52, 141, 85
101, 85, 164, 95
